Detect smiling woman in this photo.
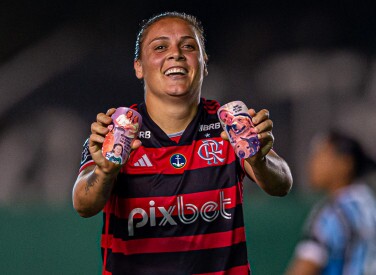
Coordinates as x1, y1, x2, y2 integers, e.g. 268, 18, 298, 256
72, 11, 293, 275
133, 15, 208, 123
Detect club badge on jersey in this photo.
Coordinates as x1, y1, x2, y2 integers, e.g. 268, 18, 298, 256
170, 153, 187, 169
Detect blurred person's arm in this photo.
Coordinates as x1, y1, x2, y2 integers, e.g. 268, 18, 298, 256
285, 240, 326, 275
285, 258, 321, 275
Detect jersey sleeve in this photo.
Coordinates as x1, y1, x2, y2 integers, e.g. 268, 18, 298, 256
78, 138, 95, 173
294, 203, 349, 267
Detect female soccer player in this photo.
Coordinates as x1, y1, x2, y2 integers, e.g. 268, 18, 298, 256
286, 131, 376, 275
73, 12, 293, 274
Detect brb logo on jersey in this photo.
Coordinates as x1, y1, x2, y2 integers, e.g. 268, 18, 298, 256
170, 153, 186, 169
198, 122, 221, 132
128, 190, 232, 236
198, 139, 225, 165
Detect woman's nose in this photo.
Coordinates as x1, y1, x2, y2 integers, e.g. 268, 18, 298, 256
168, 46, 186, 61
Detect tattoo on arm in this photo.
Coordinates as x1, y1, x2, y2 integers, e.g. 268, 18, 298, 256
85, 177, 97, 194
84, 174, 115, 199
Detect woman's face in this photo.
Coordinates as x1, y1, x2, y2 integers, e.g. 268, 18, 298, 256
134, 17, 207, 101
308, 138, 342, 190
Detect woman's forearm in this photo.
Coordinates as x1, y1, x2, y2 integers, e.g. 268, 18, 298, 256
72, 166, 117, 217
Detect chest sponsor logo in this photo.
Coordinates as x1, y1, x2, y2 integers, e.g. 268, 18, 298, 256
198, 139, 225, 165
128, 191, 232, 236
170, 153, 186, 169
199, 122, 221, 132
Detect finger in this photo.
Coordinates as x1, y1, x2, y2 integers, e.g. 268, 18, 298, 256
248, 108, 257, 117
257, 131, 274, 142
96, 112, 113, 126
88, 133, 106, 161
257, 131, 274, 155
254, 119, 273, 134
89, 133, 106, 145
252, 109, 270, 125
220, 131, 229, 140
91, 122, 111, 136
260, 142, 273, 157
106, 108, 116, 116
131, 139, 142, 150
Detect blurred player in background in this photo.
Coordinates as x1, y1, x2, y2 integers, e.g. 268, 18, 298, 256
73, 11, 293, 274
286, 130, 376, 275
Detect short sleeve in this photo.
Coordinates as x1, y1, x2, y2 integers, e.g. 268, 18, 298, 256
79, 138, 95, 173
294, 203, 349, 267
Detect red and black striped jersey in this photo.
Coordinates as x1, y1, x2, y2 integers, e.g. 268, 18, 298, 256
79, 98, 251, 275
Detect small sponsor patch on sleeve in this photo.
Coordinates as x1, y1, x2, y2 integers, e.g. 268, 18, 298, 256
80, 138, 92, 166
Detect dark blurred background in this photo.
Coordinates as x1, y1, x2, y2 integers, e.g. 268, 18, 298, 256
1, 0, 375, 274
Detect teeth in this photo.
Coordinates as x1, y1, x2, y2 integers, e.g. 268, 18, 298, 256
165, 67, 187, 75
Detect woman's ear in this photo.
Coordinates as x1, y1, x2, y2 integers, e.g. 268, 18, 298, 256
134, 60, 143, 79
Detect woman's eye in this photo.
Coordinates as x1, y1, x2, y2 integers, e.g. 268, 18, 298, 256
183, 44, 195, 49
155, 45, 166, 51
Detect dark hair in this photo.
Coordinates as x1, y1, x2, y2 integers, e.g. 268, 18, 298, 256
134, 11, 206, 61
327, 130, 376, 178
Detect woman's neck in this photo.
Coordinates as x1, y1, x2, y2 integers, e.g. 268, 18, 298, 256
145, 93, 200, 134
328, 177, 353, 197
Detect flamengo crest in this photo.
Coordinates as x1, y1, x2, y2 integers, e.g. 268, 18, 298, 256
198, 139, 225, 165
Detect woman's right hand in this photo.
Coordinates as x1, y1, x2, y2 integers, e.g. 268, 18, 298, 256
89, 108, 120, 174
88, 108, 142, 174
